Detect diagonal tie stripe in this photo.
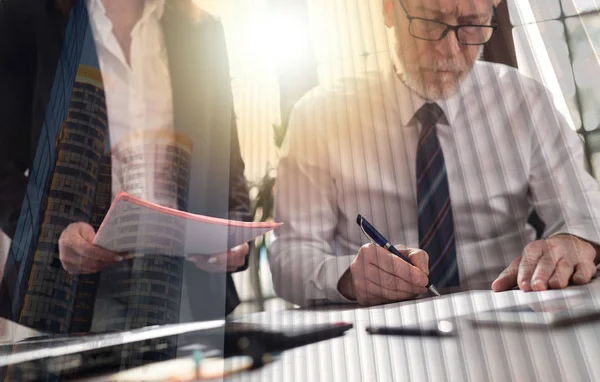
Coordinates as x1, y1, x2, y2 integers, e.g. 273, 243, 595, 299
430, 233, 455, 272
417, 166, 447, 216
418, 124, 435, 146
417, 145, 442, 185
433, 257, 459, 287
419, 198, 451, 249
415, 103, 459, 288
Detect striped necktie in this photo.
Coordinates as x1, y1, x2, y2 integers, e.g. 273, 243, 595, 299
415, 103, 459, 287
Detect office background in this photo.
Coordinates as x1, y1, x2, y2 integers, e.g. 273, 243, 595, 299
0, 0, 598, 316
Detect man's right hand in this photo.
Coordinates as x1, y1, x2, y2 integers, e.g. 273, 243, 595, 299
337, 243, 430, 306
58, 222, 119, 275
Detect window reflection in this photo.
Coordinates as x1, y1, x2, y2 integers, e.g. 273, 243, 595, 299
512, 20, 581, 129
561, 0, 600, 16
507, 0, 561, 25
566, 14, 600, 131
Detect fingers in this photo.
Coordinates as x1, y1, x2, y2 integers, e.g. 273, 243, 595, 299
227, 243, 249, 270
363, 263, 428, 295
360, 244, 429, 287
547, 259, 574, 290
350, 243, 429, 306
530, 252, 557, 291
517, 241, 546, 292
572, 262, 597, 285
503, 236, 597, 293
78, 222, 97, 243
114, 253, 145, 262
60, 223, 118, 263
62, 258, 110, 274
492, 256, 521, 292
190, 255, 228, 273
59, 222, 118, 275
60, 255, 114, 274
358, 278, 425, 306
189, 243, 250, 273
405, 248, 430, 276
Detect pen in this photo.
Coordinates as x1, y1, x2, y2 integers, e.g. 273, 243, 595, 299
366, 320, 454, 337
356, 214, 441, 297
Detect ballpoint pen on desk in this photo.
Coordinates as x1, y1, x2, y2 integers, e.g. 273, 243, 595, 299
356, 214, 441, 297
366, 320, 454, 337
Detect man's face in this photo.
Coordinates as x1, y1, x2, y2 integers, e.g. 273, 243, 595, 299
384, 0, 496, 100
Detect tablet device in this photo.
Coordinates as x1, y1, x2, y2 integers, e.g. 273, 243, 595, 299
0, 320, 225, 381
467, 295, 600, 328
211, 321, 354, 359
0, 321, 353, 381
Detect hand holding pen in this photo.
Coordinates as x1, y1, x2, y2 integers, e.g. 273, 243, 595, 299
357, 214, 441, 297
337, 214, 440, 306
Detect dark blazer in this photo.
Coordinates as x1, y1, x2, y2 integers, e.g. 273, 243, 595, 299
0, 0, 250, 328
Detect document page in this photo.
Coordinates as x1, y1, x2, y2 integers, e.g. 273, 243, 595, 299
93, 192, 281, 256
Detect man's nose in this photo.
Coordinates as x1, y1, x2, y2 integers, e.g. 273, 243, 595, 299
436, 30, 462, 56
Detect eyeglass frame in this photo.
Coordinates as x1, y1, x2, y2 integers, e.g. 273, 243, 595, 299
397, 0, 498, 45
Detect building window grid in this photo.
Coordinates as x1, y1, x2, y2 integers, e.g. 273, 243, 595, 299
36, 143, 50, 186
509, 1, 600, 178
13, 211, 33, 261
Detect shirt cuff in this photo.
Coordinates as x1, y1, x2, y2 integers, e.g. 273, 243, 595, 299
548, 230, 600, 247
312, 255, 356, 305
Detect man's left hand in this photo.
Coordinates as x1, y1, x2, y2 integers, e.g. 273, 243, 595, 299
188, 243, 249, 273
492, 235, 598, 292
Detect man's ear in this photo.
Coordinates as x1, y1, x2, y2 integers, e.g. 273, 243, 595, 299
382, 0, 395, 28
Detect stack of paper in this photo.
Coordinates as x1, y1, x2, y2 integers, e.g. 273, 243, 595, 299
94, 192, 281, 256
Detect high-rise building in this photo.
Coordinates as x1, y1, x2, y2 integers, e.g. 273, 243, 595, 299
0, 0, 91, 328
19, 65, 108, 332
71, 153, 113, 333
93, 130, 193, 331
112, 130, 193, 210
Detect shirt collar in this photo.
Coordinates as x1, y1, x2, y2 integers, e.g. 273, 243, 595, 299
86, 0, 166, 42
86, 0, 111, 45
139, 0, 166, 25
383, 63, 469, 128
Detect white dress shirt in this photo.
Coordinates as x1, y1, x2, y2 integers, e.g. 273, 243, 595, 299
86, 0, 195, 325
87, 0, 173, 147
270, 61, 600, 306
87, 0, 181, 208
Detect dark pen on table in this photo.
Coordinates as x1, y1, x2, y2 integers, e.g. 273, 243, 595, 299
356, 214, 441, 297
366, 320, 454, 337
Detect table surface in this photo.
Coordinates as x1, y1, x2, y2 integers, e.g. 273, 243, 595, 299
227, 280, 600, 382
3, 281, 600, 382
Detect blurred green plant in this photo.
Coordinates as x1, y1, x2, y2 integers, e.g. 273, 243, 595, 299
246, 122, 288, 309
249, 122, 287, 225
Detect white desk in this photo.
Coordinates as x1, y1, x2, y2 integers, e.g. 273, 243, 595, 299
3, 281, 600, 382
228, 280, 600, 382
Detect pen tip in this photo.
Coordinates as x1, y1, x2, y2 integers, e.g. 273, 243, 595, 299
356, 214, 362, 225
429, 285, 441, 297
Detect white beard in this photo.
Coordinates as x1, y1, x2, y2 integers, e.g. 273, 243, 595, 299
393, 46, 483, 101
398, 70, 465, 101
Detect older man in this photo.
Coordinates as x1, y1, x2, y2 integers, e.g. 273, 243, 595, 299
270, 0, 600, 307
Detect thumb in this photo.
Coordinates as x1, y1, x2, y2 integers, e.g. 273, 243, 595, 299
77, 222, 97, 243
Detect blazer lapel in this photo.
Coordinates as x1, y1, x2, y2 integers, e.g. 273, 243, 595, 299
161, 8, 238, 321
161, 8, 233, 219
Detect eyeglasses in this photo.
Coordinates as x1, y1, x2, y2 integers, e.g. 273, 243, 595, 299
397, 0, 498, 45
